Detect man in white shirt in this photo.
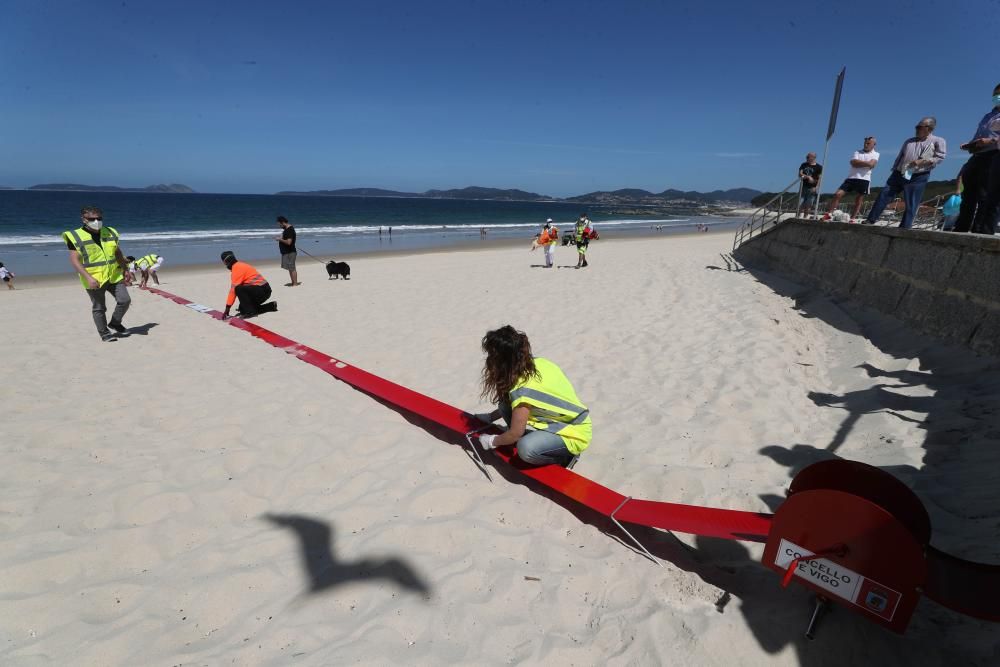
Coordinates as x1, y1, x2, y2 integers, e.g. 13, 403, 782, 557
823, 136, 880, 221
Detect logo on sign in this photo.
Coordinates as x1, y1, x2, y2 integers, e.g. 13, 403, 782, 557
865, 590, 888, 612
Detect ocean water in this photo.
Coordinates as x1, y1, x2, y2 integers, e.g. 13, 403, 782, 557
0, 190, 735, 275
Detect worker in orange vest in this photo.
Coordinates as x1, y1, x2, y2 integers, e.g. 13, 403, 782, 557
220, 251, 278, 319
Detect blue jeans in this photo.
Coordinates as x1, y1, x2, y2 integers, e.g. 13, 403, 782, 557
499, 402, 573, 466
865, 170, 930, 229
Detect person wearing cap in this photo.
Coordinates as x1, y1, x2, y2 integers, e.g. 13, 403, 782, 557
220, 251, 277, 319
542, 218, 558, 268
63, 206, 131, 342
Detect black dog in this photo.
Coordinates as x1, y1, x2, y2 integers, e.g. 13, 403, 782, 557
325, 260, 351, 280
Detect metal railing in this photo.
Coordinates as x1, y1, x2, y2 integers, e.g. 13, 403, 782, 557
732, 178, 802, 251
734, 185, 952, 252
862, 193, 947, 230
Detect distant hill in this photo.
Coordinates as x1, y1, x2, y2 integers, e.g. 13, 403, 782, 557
276, 187, 420, 197
566, 187, 761, 204
278, 186, 550, 201
423, 186, 548, 201
280, 185, 757, 204
28, 183, 195, 193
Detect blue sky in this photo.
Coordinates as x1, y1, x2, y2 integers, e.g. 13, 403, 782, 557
3, 0, 997, 196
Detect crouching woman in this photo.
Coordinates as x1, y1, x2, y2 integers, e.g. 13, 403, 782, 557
475, 325, 591, 466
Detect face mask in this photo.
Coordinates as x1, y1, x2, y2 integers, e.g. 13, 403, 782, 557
85, 219, 103, 231
993, 94, 1000, 107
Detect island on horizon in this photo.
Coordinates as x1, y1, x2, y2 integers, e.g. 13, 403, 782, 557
25, 183, 196, 194
275, 185, 763, 204
6, 182, 767, 205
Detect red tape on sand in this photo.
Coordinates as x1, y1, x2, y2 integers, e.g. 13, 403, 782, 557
147, 286, 772, 542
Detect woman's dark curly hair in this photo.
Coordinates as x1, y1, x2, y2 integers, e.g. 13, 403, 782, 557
480, 325, 538, 405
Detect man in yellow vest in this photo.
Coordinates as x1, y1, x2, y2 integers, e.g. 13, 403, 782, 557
63, 206, 131, 342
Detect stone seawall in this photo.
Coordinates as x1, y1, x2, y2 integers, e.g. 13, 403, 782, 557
733, 219, 1000, 356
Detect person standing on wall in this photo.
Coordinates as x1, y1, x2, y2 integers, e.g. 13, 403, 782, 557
797, 153, 823, 218
954, 84, 1000, 235
822, 137, 880, 222
863, 117, 947, 229
276, 215, 299, 286
63, 206, 131, 342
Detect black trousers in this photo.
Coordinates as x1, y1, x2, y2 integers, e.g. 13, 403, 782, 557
955, 151, 998, 234
235, 283, 271, 315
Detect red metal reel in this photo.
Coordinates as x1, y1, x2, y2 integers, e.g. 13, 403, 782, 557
789, 459, 931, 545
764, 461, 930, 634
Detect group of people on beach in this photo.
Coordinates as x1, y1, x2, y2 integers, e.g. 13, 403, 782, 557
530, 214, 597, 269
62, 207, 301, 342
797, 82, 1000, 233
62, 203, 592, 469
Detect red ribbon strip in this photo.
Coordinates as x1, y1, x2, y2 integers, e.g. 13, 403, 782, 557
146, 286, 773, 542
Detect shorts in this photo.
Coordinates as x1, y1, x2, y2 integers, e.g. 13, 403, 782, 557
280, 252, 297, 270
1, 276, 8, 282
148, 258, 163, 272
800, 188, 818, 205
838, 178, 871, 195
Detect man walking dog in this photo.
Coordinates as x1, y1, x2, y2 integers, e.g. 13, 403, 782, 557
276, 215, 300, 286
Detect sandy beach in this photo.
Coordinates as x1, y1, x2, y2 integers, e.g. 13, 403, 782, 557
2, 232, 997, 665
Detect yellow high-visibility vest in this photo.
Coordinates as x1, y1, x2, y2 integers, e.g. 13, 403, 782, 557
62, 226, 124, 288
138, 253, 159, 269
509, 357, 592, 455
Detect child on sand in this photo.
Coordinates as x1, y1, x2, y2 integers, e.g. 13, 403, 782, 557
0, 262, 15, 290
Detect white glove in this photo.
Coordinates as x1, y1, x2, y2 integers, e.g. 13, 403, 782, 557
473, 412, 496, 425
478, 434, 498, 450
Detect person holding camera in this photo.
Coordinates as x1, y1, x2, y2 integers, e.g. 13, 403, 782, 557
797, 153, 823, 218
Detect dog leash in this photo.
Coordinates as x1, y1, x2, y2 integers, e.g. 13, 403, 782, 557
296, 247, 330, 265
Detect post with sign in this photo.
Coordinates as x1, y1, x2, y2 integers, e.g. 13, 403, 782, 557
814, 67, 846, 218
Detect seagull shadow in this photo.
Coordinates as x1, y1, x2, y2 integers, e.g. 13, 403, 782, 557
263, 513, 430, 597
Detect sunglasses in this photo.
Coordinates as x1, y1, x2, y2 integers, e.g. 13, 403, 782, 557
915, 125, 931, 129
83, 216, 103, 222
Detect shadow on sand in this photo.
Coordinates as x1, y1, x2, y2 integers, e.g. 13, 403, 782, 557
264, 513, 430, 599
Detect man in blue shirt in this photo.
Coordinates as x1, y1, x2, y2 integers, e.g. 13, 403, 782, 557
954, 83, 1000, 235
